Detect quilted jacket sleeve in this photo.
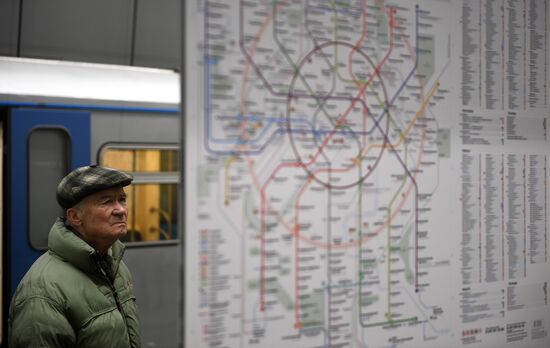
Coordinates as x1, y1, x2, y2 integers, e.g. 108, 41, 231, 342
9, 296, 76, 348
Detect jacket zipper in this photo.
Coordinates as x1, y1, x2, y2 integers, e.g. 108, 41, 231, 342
96, 253, 133, 346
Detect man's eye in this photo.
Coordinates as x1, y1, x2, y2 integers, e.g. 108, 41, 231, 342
100, 198, 112, 205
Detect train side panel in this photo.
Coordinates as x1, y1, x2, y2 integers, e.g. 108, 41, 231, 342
91, 110, 181, 347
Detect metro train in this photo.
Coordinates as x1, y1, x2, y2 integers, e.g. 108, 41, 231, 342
0, 56, 182, 346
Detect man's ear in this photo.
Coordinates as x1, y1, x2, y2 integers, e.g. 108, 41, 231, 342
66, 207, 83, 227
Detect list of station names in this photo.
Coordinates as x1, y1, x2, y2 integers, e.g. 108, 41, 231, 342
460, 151, 547, 339
461, 0, 548, 146
459, 5, 548, 342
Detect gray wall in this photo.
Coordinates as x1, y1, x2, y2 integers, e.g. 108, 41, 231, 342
0, 0, 180, 70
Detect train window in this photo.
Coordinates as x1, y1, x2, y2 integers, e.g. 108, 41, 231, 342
28, 128, 70, 250
101, 148, 178, 172
122, 183, 178, 242
100, 145, 179, 244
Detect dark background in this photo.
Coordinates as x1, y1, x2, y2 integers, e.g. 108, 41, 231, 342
0, 0, 180, 70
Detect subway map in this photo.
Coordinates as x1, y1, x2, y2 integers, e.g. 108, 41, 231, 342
184, 1, 550, 347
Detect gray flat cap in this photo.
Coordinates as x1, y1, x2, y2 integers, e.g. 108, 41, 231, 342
56, 165, 133, 209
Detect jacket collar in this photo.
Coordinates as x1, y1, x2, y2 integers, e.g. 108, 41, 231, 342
48, 218, 125, 275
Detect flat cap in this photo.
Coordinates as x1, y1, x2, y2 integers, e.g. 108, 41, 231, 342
56, 165, 133, 209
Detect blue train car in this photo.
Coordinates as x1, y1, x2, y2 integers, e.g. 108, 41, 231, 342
0, 56, 181, 346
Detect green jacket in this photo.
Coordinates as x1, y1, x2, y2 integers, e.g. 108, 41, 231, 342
8, 218, 141, 347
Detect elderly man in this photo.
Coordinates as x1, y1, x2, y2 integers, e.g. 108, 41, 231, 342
8, 165, 140, 347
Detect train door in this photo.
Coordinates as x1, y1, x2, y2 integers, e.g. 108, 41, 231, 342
0, 122, 3, 343
7, 108, 90, 295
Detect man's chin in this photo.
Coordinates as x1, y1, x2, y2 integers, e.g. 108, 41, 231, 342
114, 227, 128, 238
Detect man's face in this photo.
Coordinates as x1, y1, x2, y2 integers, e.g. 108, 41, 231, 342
78, 186, 128, 251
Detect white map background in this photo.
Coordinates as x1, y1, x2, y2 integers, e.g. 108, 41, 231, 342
184, 1, 550, 347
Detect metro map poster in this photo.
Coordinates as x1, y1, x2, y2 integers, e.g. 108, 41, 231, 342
184, 1, 550, 347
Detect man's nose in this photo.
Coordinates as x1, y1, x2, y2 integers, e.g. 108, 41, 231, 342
113, 201, 127, 215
